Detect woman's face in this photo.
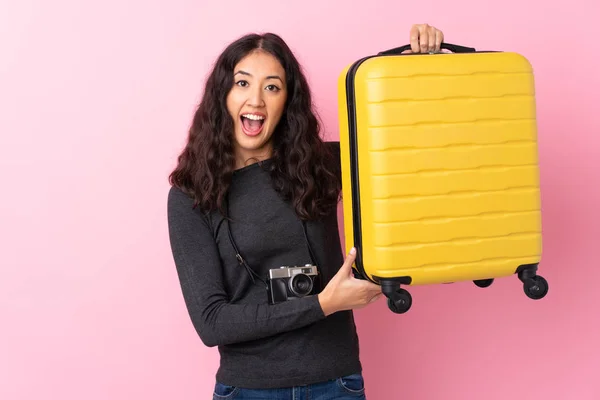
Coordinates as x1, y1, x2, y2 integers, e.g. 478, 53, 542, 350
226, 50, 287, 168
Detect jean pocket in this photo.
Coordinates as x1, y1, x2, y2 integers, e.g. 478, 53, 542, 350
337, 373, 365, 394
212, 382, 239, 399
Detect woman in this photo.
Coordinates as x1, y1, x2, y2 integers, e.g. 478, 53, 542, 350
167, 24, 445, 399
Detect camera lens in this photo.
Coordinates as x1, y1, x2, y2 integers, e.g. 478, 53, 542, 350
289, 274, 313, 297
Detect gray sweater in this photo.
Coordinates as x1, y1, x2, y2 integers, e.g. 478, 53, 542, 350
166, 143, 362, 389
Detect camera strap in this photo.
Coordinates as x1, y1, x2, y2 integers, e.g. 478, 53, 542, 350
225, 192, 318, 287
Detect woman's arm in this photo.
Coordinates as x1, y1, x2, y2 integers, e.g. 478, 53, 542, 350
167, 187, 326, 347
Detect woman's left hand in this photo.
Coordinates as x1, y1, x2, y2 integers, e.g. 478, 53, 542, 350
407, 23, 445, 53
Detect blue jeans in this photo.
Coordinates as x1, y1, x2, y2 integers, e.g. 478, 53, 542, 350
212, 373, 367, 399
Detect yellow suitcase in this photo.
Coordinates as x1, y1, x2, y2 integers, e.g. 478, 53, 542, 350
337, 43, 549, 314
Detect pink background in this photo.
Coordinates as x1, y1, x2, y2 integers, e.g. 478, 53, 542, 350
1, 1, 599, 399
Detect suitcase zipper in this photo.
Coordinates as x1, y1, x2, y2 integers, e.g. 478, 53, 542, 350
345, 55, 376, 283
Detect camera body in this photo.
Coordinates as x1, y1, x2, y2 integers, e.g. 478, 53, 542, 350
267, 264, 319, 304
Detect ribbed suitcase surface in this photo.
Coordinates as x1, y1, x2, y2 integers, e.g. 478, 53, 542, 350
338, 48, 549, 313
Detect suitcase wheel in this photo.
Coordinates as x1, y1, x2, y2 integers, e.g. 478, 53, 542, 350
522, 275, 549, 300
379, 279, 413, 314
473, 278, 494, 288
386, 288, 412, 314
517, 265, 549, 300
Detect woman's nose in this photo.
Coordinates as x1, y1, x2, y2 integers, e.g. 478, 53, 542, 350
247, 87, 265, 107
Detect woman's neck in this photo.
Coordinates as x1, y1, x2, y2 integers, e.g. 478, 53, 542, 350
234, 146, 274, 170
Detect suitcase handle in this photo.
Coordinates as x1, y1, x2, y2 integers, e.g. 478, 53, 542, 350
378, 42, 476, 55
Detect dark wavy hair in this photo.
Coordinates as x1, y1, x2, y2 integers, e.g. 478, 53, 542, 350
169, 32, 341, 220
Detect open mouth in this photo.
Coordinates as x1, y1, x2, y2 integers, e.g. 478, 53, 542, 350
240, 113, 265, 137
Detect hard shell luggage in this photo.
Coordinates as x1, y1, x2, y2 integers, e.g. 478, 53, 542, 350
337, 43, 549, 314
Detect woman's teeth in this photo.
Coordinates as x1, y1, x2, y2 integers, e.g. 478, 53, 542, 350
242, 114, 265, 121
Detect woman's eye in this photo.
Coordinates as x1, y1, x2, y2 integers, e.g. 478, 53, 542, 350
266, 84, 280, 92
236, 80, 248, 87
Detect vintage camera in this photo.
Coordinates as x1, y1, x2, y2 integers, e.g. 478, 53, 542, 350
267, 264, 319, 304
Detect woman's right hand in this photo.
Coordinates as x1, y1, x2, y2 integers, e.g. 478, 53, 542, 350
318, 248, 384, 316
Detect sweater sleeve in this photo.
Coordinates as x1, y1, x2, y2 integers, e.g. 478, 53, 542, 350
167, 186, 327, 347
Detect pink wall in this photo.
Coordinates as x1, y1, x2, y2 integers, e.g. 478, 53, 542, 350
1, 1, 599, 399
